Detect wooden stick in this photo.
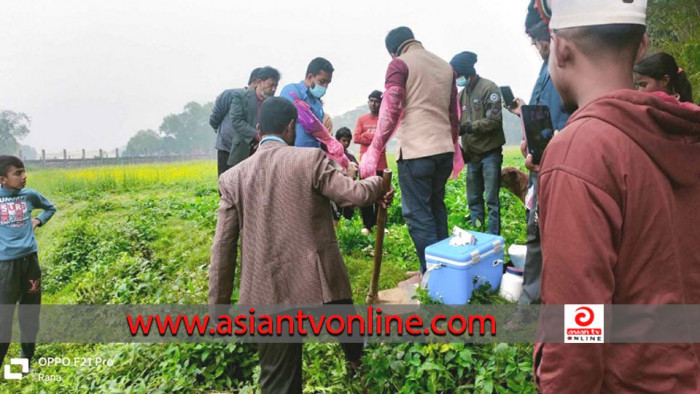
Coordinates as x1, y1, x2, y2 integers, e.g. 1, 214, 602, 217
366, 169, 393, 304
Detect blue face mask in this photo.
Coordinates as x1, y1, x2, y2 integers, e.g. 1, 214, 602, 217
456, 76, 468, 87
309, 83, 327, 98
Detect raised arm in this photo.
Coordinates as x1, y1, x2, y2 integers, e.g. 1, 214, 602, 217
312, 151, 383, 208
290, 92, 349, 169
359, 58, 407, 179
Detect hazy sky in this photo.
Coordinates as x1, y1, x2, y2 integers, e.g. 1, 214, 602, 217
1, 0, 542, 153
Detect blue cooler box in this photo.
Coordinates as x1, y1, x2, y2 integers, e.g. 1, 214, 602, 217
424, 231, 505, 304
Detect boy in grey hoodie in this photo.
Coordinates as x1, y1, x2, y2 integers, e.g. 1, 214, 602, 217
0, 155, 56, 367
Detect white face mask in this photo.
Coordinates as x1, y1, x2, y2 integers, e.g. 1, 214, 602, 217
309, 83, 327, 98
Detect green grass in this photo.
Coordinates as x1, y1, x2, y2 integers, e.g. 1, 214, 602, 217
3, 150, 534, 393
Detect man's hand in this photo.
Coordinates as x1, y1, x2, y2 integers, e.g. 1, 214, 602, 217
32, 218, 41, 230
524, 130, 560, 172
525, 154, 540, 172
359, 146, 380, 179
507, 98, 526, 116
378, 185, 395, 209
459, 122, 472, 136
346, 162, 358, 179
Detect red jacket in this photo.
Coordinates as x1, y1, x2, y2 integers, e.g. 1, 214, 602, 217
536, 90, 700, 393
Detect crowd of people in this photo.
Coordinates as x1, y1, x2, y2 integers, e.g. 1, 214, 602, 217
1, 0, 699, 392
206, 0, 699, 391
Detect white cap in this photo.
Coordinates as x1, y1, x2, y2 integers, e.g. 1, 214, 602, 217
550, 0, 647, 29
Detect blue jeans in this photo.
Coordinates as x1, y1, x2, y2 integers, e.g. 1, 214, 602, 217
466, 150, 502, 235
397, 152, 453, 273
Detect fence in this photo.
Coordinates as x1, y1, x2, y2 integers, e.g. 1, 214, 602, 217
20, 148, 216, 170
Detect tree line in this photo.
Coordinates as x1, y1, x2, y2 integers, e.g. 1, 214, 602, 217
124, 101, 215, 157
0, 103, 216, 159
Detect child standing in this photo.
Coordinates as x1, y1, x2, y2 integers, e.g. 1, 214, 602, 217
335, 127, 358, 166
331, 128, 359, 225
0, 155, 56, 367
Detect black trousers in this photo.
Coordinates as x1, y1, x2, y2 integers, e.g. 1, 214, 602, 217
359, 170, 384, 230
0, 253, 42, 366
217, 150, 232, 178
257, 299, 363, 394
331, 202, 355, 222
397, 153, 453, 273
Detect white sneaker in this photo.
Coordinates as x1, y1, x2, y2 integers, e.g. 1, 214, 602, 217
361, 228, 371, 236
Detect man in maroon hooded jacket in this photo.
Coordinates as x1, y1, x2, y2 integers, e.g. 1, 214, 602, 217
535, 0, 700, 392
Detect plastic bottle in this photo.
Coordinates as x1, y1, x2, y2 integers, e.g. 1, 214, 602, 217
499, 267, 524, 302
508, 244, 527, 269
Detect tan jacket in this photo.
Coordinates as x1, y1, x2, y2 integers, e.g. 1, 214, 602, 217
208, 141, 383, 305
395, 42, 455, 160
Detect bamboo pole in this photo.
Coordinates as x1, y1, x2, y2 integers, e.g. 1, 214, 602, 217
366, 169, 393, 304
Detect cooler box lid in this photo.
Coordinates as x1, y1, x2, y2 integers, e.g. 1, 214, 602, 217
425, 231, 505, 267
